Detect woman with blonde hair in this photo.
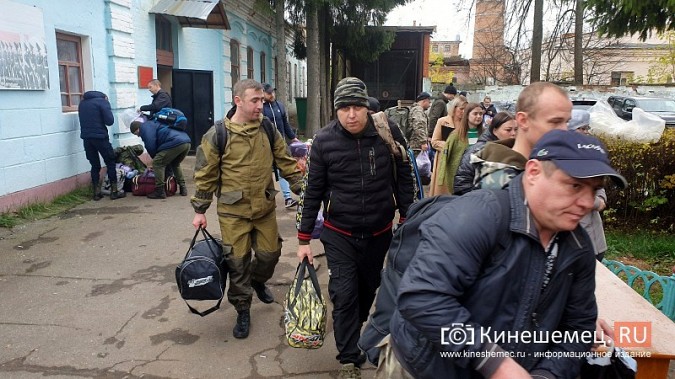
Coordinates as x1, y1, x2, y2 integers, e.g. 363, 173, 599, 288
433, 103, 484, 195
428, 96, 467, 196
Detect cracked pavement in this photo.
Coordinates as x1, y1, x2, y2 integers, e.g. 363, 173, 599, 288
0, 156, 368, 378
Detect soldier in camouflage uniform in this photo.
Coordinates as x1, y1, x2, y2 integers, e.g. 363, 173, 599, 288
191, 79, 303, 339
407, 92, 431, 157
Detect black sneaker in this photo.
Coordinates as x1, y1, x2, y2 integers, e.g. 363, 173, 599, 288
251, 280, 274, 303
285, 198, 298, 208
233, 310, 250, 339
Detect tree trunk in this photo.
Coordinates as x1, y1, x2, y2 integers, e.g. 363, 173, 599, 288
274, 0, 287, 99
530, 0, 543, 83
574, 0, 584, 84
319, 5, 329, 127
306, 4, 321, 136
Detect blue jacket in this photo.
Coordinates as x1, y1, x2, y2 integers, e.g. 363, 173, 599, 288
263, 100, 296, 139
78, 91, 114, 140
138, 120, 191, 157
390, 176, 597, 379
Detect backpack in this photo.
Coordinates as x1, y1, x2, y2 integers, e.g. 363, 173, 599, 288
371, 112, 423, 199
175, 227, 232, 317
384, 106, 412, 142
357, 189, 512, 365
153, 107, 188, 131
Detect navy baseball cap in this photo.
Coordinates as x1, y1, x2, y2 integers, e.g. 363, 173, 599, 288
416, 92, 431, 102
262, 83, 275, 94
530, 129, 627, 188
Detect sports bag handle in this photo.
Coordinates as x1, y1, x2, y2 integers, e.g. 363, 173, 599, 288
182, 226, 226, 317
292, 257, 323, 305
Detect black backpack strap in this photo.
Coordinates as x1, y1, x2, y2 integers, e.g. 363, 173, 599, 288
214, 119, 227, 197
261, 117, 279, 181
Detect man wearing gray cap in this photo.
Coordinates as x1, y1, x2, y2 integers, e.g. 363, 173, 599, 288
390, 129, 626, 379
296, 77, 416, 378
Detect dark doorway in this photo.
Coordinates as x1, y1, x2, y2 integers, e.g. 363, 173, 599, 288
172, 69, 214, 152
354, 49, 419, 110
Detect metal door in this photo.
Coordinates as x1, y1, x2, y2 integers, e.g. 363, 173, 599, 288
172, 69, 214, 152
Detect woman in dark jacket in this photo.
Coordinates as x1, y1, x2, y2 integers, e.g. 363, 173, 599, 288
453, 112, 516, 195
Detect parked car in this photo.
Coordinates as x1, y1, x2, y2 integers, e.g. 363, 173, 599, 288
607, 95, 675, 126
571, 98, 598, 110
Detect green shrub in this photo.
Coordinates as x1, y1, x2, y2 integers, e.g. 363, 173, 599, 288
600, 128, 675, 232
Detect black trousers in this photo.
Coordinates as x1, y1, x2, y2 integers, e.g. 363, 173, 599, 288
321, 227, 392, 365
83, 138, 116, 185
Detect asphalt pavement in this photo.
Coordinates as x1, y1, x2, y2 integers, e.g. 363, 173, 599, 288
0, 156, 373, 379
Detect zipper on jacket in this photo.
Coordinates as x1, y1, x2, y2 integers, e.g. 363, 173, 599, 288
358, 139, 366, 229
369, 147, 376, 176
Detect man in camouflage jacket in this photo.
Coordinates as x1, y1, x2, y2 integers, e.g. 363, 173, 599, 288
191, 79, 303, 339
408, 92, 431, 157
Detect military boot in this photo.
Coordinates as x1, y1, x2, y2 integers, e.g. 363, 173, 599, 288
179, 184, 188, 196
92, 182, 103, 201
110, 183, 126, 200
233, 309, 250, 339
147, 187, 166, 199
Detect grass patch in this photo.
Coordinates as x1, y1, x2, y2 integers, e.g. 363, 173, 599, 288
0, 187, 92, 229
604, 228, 675, 276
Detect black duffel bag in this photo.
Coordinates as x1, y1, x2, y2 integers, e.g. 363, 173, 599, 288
175, 227, 231, 317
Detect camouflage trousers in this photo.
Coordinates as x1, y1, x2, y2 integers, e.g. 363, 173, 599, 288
218, 210, 282, 311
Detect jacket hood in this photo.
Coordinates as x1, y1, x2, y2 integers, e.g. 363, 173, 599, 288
476, 139, 524, 167
83, 91, 107, 100
226, 114, 265, 135
478, 128, 498, 143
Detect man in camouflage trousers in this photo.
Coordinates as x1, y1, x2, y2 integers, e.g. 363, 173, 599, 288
191, 79, 303, 339
408, 92, 431, 158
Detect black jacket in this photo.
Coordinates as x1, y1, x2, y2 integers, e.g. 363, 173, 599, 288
297, 116, 416, 241
390, 177, 597, 379
140, 89, 172, 117
78, 91, 114, 140
453, 128, 498, 194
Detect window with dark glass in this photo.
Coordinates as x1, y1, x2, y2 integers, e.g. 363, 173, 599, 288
230, 40, 240, 86
260, 52, 266, 83
56, 32, 84, 112
247, 47, 254, 79
155, 16, 172, 52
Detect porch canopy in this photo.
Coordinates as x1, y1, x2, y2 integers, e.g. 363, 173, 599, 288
149, 0, 230, 29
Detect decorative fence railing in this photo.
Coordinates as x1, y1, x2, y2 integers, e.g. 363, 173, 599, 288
604, 260, 675, 321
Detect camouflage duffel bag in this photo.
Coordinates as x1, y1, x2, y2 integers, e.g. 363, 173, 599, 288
284, 258, 326, 349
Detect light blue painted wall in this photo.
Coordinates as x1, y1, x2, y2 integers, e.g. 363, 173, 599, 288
0, 0, 110, 196
0, 0, 307, 203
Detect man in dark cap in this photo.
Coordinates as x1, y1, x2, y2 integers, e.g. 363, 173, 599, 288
408, 91, 431, 157
261, 83, 300, 208
296, 77, 416, 379
428, 84, 458, 137
389, 129, 626, 379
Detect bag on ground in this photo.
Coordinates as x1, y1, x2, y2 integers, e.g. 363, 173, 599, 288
175, 227, 231, 317
131, 168, 177, 196
284, 258, 327, 348
101, 167, 126, 195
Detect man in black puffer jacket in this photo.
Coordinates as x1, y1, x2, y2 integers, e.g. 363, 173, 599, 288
296, 77, 416, 378
78, 91, 124, 200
